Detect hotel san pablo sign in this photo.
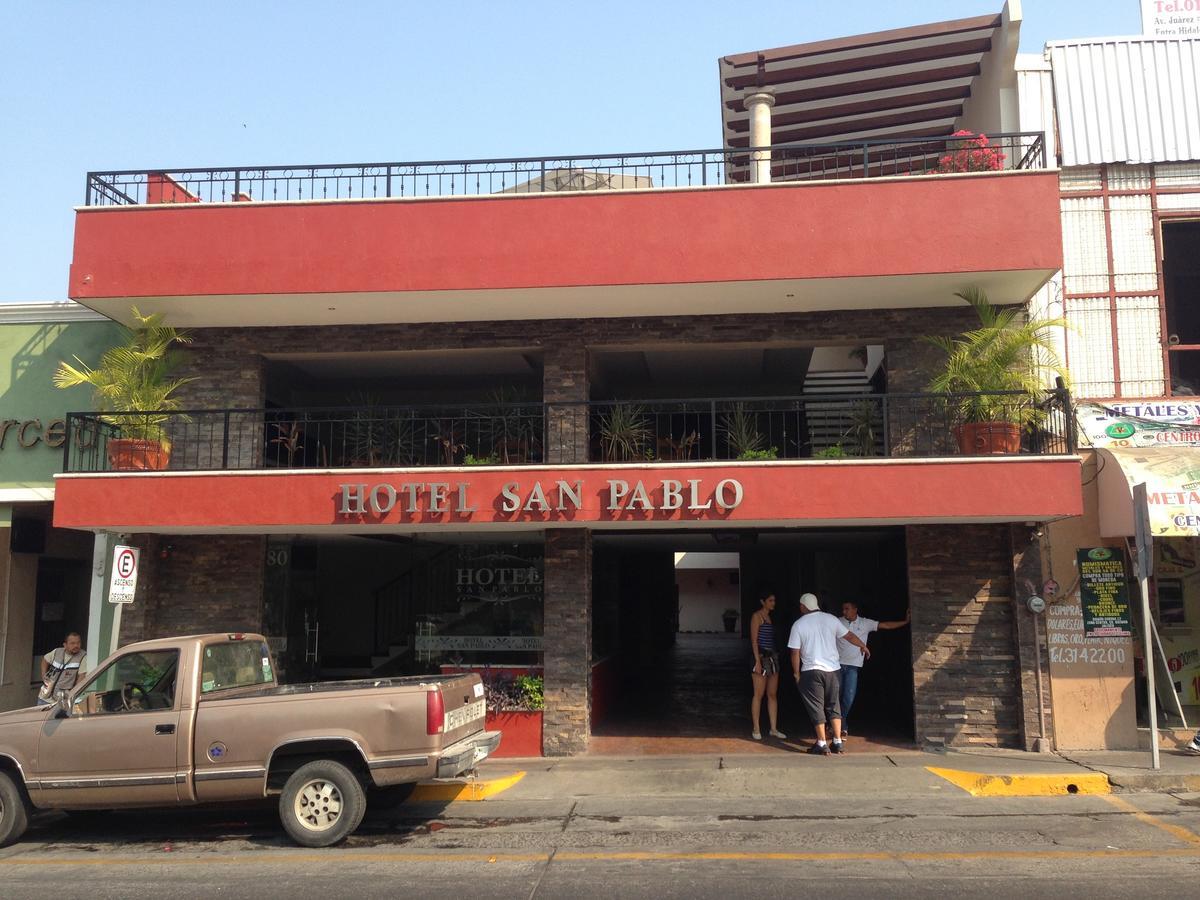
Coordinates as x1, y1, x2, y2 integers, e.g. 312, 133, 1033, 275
335, 476, 745, 521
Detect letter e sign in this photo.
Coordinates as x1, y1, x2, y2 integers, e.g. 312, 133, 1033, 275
109, 545, 140, 604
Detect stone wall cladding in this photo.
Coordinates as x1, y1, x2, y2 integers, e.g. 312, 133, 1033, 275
118, 535, 266, 644
179, 306, 981, 395
907, 523, 1022, 748
542, 528, 592, 755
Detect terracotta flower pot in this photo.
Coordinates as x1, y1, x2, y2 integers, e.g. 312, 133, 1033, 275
953, 421, 1022, 455
107, 438, 171, 471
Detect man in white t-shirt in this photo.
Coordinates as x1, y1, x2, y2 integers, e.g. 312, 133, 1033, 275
836, 601, 910, 737
788, 593, 870, 756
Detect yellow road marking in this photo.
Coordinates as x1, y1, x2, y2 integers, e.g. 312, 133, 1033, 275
926, 766, 1111, 797
409, 770, 525, 802
1102, 793, 1200, 847
4, 848, 1200, 867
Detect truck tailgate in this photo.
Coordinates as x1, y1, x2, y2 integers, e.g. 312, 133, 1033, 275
435, 674, 487, 745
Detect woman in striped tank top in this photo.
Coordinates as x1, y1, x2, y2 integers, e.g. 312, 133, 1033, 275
749, 588, 786, 741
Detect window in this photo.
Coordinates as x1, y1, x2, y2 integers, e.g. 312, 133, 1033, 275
1164, 220, 1200, 395
73, 650, 178, 715
200, 640, 274, 693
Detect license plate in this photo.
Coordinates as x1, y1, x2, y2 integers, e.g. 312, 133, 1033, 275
444, 699, 485, 732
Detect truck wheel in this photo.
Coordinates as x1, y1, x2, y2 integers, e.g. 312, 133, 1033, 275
0, 771, 31, 848
279, 760, 366, 848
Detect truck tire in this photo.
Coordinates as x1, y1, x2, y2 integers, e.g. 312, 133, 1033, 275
0, 771, 31, 848
278, 759, 366, 848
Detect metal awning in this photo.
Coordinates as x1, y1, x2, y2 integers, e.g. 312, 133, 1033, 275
718, 5, 1018, 148
1098, 447, 1200, 537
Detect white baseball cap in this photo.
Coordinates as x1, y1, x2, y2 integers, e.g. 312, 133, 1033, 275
799, 593, 820, 611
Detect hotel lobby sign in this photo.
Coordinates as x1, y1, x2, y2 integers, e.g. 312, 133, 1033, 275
336, 476, 745, 521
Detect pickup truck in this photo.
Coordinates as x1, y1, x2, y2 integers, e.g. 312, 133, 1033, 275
0, 633, 499, 847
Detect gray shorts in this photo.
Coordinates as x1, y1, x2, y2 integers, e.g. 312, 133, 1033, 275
800, 669, 842, 725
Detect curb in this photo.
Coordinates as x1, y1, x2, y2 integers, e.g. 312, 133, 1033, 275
409, 771, 526, 802
1105, 772, 1200, 793
927, 766, 1112, 797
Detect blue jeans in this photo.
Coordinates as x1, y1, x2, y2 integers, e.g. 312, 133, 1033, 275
839, 665, 861, 727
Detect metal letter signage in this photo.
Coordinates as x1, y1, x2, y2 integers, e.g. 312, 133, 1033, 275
108, 544, 140, 604
333, 477, 745, 523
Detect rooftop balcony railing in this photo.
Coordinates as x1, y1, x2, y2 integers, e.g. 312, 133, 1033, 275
84, 132, 1046, 206
62, 388, 1074, 474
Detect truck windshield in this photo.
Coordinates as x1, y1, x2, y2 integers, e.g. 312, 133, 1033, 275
201, 641, 274, 693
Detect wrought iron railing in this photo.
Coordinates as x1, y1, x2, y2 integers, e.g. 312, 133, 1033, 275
83, 133, 1046, 206
62, 389, 1074, 473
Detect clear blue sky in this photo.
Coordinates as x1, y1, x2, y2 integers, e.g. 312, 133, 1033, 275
0, 0, 1142, 303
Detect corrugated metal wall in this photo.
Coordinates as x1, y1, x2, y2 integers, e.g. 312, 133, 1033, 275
1049, 38, 1200, 167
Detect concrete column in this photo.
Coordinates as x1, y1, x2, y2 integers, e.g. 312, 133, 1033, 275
542, 529, 592, 755
544, 343, 589, 464
745, 91, 776, 184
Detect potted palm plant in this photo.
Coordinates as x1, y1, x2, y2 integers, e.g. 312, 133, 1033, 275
925, 287, 1067, 455
53, 307, 194, 471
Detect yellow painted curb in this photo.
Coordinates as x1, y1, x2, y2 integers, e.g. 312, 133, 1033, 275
409, 770, 525, 802
927, 766, 1111, 797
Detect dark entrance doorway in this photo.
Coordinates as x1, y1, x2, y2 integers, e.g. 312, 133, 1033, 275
591, 529, 914, 752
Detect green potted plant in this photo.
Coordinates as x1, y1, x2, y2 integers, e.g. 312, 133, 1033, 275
598, 403, 652, 461
721, 402, 778, 460
925, 287, 1067, 455
53, 307, 195, 471
482, 673, 544, 757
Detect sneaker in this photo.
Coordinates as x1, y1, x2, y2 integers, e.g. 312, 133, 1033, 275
841, 727, 850, 737
1186, 738, 1200, 754
831, 740, 845, 754
807, 743, 831, 756
751, 731, 762, 741
769, 729, 787, 739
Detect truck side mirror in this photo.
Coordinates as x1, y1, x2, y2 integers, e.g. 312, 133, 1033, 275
53, 690, 72, 719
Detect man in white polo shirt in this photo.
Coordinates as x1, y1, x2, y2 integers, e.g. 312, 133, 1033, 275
836, 601, 910, 737
788, 593, 870, 756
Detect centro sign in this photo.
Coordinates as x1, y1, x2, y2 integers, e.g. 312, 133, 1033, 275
335, 477, 744, 519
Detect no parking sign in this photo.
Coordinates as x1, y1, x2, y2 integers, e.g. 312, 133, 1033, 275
109, 545, 140, 604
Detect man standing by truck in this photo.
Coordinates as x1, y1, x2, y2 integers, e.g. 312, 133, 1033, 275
788, 593, 870, 756
36, 631, 87, 706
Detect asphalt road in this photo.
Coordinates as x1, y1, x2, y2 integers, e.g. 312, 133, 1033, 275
4, 790, 1200, 898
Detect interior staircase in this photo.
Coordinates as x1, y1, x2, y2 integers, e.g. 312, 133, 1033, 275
802, 369, 881, 455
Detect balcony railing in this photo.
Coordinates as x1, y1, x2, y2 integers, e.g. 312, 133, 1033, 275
62, 389, 1074, 473
83, 133, 1047, 206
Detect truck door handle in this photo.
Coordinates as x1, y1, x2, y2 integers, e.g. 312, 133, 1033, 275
155, 724, 176, 735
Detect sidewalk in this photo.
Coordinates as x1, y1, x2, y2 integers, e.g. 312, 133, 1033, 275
466, 747, 1200, 804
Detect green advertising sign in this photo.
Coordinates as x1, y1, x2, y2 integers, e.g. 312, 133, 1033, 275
1077, 547, 1132, 637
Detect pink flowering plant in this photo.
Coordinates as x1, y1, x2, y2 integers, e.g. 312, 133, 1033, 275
931, 131, 1007, 174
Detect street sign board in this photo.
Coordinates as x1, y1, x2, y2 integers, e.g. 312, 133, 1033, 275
1077, 547, 1133, 637
1134, 482, 1154, 579
109, 544, 140, 604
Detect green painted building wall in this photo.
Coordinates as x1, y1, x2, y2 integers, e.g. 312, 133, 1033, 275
0, 316, 124, 492
0, 307, 123, 710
